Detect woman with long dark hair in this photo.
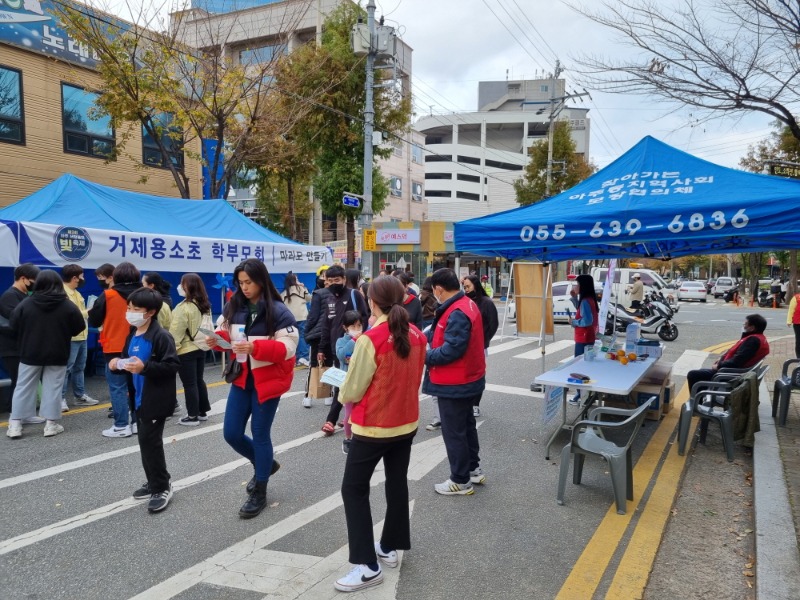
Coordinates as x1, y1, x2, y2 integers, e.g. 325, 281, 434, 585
569, 274, 599, 405
333, 275, 427, 592
170, 273, 213, 425
207, 259, 298, 518
6, 270, 85, 439
282, 272, 311, 366
461, 274, 498, 418
143, 271, 173, 328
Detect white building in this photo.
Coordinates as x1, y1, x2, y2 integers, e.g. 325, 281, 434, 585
415, 78, 590, 222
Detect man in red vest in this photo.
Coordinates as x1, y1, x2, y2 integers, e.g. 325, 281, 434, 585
687, 313, 769, 391
423, 268, 486, 496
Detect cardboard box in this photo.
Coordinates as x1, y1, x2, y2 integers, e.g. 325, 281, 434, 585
662, 380, 676, 415
630, 383, 664, 420
641, 361, 673, 386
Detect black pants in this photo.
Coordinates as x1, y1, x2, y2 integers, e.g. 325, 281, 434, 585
794, 324, 800, 358
341, 436, 413, 564
687, 368, 717, 393
137, 415, 170, 494
0, 355, 20, 412
630, 300, 642, 310
438, 395, 481, 484
178, 350, 210, 417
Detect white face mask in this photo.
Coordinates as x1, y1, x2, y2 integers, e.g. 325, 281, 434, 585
126, 311, 149, 327
177, 284, 186, 297
347, 328, 362, 337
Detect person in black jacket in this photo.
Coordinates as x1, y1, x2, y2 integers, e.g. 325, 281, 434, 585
111, 287, 179, 513
0, 263, 40, 414
6, 270, 85, 439
394, 271, 423, 328
302, 271, 333, 408
462, 275, 499, 418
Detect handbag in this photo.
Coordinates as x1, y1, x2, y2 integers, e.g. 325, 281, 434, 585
222, 357, 242, 383
189, 311, 214, 351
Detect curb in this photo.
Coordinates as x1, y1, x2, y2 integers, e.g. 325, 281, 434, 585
754, 383, 800, 600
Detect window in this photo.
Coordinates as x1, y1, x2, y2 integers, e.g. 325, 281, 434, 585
425, 173, 452, 180
142, 113, 184, 169
425, 135, 443, 144
457, 155, 480, 165
62, 83, 114, 158
391, 137, 403, 157
390, 175, 403, 196
425, 154, 451, 162
541, 85, 548, 92
426, 190, 452, 198
239, 43, 286, 65
457, 173, 480, 183
485, 159, 523, 171
0, 66, 24, 144
456, 191, 480, 201
411, 144, 423, 163
411, 181, 423, 202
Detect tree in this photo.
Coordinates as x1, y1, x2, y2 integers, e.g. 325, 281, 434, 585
274, 3, 411, 265
55, 0, 311, 199
570, 0, 800, 142
513, 120, 595, 206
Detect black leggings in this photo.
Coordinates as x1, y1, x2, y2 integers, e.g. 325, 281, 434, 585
178, 350, 210, 417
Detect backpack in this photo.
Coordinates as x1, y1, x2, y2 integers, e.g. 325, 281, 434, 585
189, 311, 214, 352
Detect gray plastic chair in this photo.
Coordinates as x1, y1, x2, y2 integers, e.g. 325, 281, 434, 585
557, 397, 655, 515
772, 358, 800, 426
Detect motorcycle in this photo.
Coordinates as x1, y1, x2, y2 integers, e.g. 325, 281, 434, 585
604, 298, 679, 341
758, 288, 781, 308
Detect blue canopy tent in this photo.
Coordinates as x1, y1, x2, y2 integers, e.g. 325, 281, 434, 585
0, 174, 332, 313
455, 136, 800, 262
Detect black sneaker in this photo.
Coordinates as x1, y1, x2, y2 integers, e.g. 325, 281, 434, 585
425, 419, 441, 431
133, 482, 152, 500
107, 407, 114, 418
198, 413, 209, 421
178, 416, 200, 427
147, 484, 173, 513
342, 439, 352, 455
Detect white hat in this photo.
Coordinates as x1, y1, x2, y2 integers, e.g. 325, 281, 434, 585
633, 273, 641, 279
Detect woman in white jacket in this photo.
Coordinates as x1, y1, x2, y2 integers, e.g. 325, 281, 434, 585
283, 273, 311, 366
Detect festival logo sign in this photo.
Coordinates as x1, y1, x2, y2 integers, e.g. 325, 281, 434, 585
53, 225, 92, 262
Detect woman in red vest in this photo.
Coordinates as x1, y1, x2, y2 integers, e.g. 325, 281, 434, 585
333, 276, 426, 593
569, 274, 599, 405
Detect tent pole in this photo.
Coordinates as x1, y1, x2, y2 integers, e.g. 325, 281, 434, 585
501, 261, 513, 339
531, 263, 551, 393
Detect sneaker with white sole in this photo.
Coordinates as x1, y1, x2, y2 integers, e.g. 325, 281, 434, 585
131, 422, 138, 435
434, 479, 474, 496
298, 357, 310, 367
473, 406, 481, 417
102, 425, 132, 438
61, 399, 70, 412
178, 416, 200, 426
374, 542, 398, 568
74, 394, 99, 406
43, 421, 64, 437
147, 484, 173, 513
425, 419, 441, 431
469, 467, 486, 485
6, 420, 22, 439
133, 482, 152, 500
323, 396, 333, 406
333, 564, 383, 592
198, 413, 209, 421
302, 397, 312, 408
21, 416, 45, 424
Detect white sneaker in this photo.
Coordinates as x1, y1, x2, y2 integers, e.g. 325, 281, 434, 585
374, 542, 398, 568
131, 422, 138, 435
74, 394, 99, 406
333, 564, 383, 592
21, 416, 45, 424
302, 397, 312, 408
298, 357, 310, 367
102, 425, 132, 438
470, 467, 486, 485
473, 406, 481, 417
434, 479, 474, 496
6, 420, 22, 439
61, 399, 70, 412
44, 421, 64, 437
323, 396, 333, 406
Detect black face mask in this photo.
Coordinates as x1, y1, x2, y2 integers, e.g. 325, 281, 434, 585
329, 283, 345, 296
76, 278, 86, 289
98, 280, 109, 289
466, 290, 477, 299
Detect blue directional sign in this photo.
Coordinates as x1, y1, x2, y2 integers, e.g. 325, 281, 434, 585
342, 194, 361, 208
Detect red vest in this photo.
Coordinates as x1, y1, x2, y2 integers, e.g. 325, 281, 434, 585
429, 296, 486, 385
574, 298, 599, 344
350, 322, 427, 430
99, 289, 131, 354
722, 333, 769, 367
792, 295, 800, 324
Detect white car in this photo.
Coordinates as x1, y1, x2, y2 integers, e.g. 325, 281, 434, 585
506, 280, 603, 323
677, 280, 707, 302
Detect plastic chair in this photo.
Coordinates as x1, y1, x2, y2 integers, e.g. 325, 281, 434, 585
772, 358, 800, 427
557, 397, 655, 515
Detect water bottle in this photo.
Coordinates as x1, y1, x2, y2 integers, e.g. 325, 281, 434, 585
231, 324, 247, 363
625, 322, 640, 353
593, 339, 603, 359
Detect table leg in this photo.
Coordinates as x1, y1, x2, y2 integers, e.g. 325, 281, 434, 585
544, 388, 568, 460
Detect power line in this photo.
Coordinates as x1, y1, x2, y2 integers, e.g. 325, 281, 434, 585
495, 0, 555, 71
479, 0, 549, 74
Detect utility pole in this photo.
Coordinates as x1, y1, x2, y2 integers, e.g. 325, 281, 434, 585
545, 60, 563, 198
360, 0, 376, 278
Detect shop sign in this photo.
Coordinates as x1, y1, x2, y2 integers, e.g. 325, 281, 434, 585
443, 230, 454, 242
363, 229, 377, 251
376, 229, 420, 244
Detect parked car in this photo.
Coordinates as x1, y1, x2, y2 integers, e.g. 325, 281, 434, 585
506, 280, 603, 323
712, 276, 738, 298
678, 280, 707, 302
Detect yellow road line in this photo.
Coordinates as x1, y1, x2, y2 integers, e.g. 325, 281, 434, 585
554, 383, 689, 600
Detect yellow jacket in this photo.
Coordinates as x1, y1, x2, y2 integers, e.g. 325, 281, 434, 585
64, 285, 88, 342
169, 300, 202, 355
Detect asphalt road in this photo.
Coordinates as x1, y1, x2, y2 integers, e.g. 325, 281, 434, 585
0, 296, 779, 599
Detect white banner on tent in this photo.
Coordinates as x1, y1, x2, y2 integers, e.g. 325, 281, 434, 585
599, 259, 616, 327
13, 221, 331, 273
0, 221, 18, 267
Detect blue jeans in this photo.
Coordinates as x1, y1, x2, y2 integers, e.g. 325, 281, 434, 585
106, 361, 130, 428
223, 385, 280, 481
62, 340, 87, 398
295, 320, 309, 361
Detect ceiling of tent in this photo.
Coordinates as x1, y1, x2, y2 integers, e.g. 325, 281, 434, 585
454, 136, 800, 262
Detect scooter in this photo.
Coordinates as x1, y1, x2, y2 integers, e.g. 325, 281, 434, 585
604, 299, 679, 341
758, 289, 781, 308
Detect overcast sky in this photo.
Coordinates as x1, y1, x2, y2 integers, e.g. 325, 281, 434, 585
380, 0, 774, 169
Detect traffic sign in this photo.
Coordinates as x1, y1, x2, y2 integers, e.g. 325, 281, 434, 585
342, 194, 361, 208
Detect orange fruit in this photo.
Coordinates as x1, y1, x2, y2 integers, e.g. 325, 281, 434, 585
619, 356, 629, 365
628, 352, 637, 361
617, 349, 626, 357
